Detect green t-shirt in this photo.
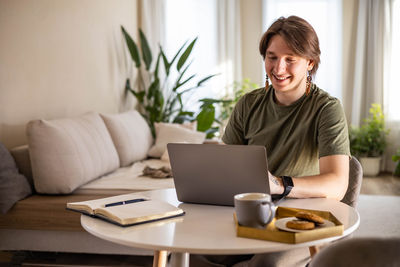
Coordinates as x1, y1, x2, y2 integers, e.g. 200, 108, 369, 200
222, 84, 350, 177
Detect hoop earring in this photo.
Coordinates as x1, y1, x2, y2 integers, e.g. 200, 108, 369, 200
306, 73, 312, 96
265, 74, 269, 90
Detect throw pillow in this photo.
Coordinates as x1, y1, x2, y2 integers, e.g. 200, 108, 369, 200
148, 122, 206, 158
10, 145, 34, 188
0, 142, 32, 213
101, 110, 153, 167
27, 112, 120, 194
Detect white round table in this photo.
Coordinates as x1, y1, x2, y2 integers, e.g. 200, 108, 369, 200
81, 188, 360, 267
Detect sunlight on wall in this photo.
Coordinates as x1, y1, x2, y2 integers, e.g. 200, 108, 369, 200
263, 0, 343, 100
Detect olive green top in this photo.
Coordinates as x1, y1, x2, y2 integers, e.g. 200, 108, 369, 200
222, 84, 350, 177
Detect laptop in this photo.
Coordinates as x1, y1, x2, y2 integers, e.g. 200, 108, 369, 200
167, 143, 270, 206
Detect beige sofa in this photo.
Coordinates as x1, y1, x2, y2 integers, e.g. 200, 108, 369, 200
0, 110, 206, 254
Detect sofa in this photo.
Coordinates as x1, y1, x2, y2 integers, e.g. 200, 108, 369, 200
0, 110, 206, 255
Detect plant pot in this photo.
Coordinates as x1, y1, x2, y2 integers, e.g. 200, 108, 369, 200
359, 157, 381, 177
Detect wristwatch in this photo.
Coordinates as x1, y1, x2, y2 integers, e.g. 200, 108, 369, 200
280, 176, 294, 198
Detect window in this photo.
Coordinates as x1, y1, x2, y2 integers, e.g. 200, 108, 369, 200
263, 0, 343, 99
386, 0, 400, 121
164, 0, 219, 110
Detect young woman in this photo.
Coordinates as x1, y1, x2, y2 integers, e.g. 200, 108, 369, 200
222, 16, 350, 201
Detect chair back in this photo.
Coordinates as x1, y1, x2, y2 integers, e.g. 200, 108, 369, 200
341, 157, 363, 208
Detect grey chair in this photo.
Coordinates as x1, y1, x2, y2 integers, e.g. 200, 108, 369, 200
309, 237, 400, 267
341, 156, 363, 208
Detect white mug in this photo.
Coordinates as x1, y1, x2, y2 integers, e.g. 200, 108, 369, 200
234, 193, 276, 229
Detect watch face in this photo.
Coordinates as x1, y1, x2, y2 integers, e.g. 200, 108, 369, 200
282, 176, 294, 187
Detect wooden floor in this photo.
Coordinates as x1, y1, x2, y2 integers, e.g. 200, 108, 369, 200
360, 172, 400, 196
1, 173, 399, 266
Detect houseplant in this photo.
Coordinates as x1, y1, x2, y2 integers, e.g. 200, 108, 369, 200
349, 103, 389, 176
392, 149, 400, 177
194, 79, 259, 139
121, 26, 217, 136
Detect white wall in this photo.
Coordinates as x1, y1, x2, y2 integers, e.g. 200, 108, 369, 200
0, 0, 138, 149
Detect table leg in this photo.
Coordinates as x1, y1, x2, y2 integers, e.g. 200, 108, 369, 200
153, 250, 168, 267
170, 252, 190, 267
309, 246, 320, 258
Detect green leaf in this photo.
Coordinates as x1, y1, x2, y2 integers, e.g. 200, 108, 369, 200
173, 111, 195, 124
159, 47, 171, 75
121, 26, 141, 68
199, 98, 232, 105
177, 37, 197, 71
178, 111, 195, 116
154, 53, 161, 77
147, 78, 160, 100
166, 96, 179, 114
197, 74, 219, 86
174, 62, 192, 88
173, 62, 193, 92
205, 127, 219, 139
170, 40, 188, 66
128, 89, 145, 103
154, 90, 165, 121
178, 86, 197, 95
176, 74, 196, 90
124, 78, 132, 91
196, 105, 215, 132
139, 29, 152, 70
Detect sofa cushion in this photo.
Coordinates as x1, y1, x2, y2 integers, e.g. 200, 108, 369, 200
147, 122, 206, 158
27, 112, 120, 194
0, 142, 32, 213
101, 110, 153, 167
10, 145, 34, 189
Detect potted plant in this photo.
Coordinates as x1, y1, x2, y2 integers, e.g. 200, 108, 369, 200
392, 149, 400, 177
349, 103, 389, 176
121, 26, 217, 136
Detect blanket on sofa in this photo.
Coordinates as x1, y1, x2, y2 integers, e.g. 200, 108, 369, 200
80, 159, 174, 191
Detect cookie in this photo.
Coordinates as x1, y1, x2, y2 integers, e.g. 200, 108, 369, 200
295, 211, 325, 224
286, 220, 315, 230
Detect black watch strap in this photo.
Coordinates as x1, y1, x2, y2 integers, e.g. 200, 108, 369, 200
281, 176, 294, 198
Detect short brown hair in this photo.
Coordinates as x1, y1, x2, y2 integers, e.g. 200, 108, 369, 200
259, 16, 321, 77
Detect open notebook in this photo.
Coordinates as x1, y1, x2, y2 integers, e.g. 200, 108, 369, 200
67, 193, 184, 227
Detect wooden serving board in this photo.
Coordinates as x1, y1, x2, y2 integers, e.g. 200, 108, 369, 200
234, 207, 343, 244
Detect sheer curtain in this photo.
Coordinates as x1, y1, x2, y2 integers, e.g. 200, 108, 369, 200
347, 0, 398, 171
217, 0, 242, 97
384, 0, 400, 171
347, 0, 387, 127
139, 0, 166, 54
139, 0, 242, 111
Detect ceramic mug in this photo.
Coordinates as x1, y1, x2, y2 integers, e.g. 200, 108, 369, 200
234, 193, 275, 229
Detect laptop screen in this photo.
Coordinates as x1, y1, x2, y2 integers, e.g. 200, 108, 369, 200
167, 143, 270, 206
